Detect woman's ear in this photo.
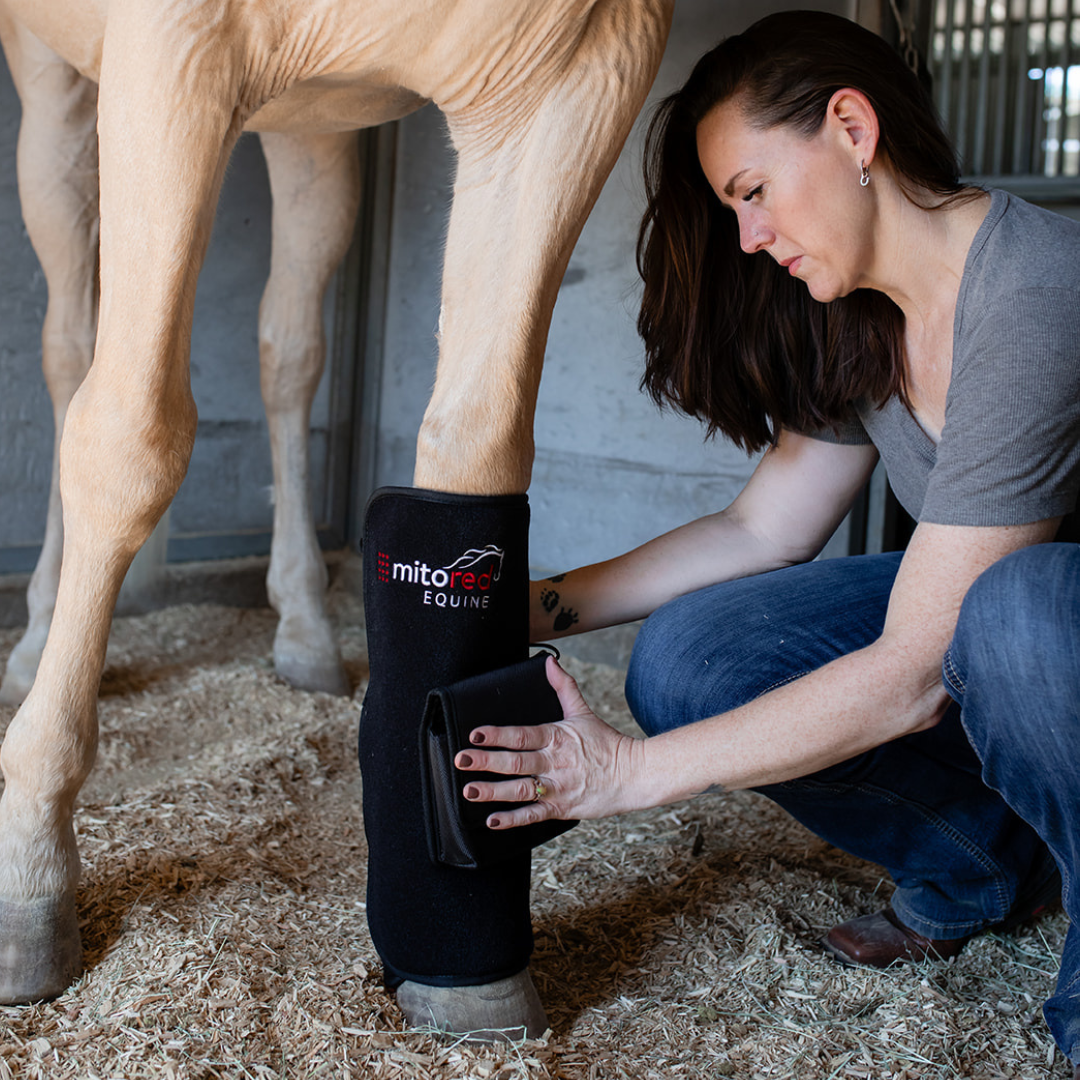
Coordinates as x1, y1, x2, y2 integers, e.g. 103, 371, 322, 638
825, 88, 880, 169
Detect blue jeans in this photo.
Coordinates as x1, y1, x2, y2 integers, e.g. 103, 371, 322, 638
625, 546, 1078, 1061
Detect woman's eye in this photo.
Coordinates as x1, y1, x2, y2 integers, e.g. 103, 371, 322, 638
743, 185, 764, 202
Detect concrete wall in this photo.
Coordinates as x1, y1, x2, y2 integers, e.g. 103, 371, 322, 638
371, 0, 855, 576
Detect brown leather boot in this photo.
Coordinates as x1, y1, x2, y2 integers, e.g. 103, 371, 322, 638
822, 907, 968, 968
824, 870, 1062, 969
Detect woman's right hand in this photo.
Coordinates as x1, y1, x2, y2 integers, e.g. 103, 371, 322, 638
454, 655, 647, 827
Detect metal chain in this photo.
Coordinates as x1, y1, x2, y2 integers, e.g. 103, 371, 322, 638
889, 0, 923, 74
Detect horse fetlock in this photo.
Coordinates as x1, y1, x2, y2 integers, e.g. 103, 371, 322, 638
0, 892, 83, 1004
0, 695, 96, 827
272, 611, 348, 696
0, 623, 50, 706
265, 548, 329, 616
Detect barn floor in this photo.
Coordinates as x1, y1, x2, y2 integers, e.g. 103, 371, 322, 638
0, 558, 1071, 1079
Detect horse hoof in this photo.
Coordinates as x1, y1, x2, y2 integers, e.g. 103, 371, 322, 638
272, 613, 350, 696
0, 893, 83, 1004
395, 969, 548, 1042
274, 652, 350, 696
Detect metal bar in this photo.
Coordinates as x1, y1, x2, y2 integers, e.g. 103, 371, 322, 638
992, 0, 1013, 172
957, 0, 975, 166
1014, 0, 1035, 170
939, 0, 957, 129
966, 170, 1080, 195
974, 0, 994, 172
1061, 0, 1076, 176
1037, 0, 1052, 174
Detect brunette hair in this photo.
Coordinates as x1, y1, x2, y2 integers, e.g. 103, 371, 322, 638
637, 10, 970, 452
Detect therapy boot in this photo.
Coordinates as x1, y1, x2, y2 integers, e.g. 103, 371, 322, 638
359, 487, 546, 1040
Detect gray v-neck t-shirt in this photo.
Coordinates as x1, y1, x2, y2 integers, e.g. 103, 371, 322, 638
813, 188, 1080, 532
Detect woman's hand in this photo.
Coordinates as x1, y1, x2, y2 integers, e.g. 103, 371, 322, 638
454, 655, 645, 829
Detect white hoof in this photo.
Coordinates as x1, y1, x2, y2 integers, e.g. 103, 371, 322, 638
273, 614, 349, 696
396, 969, 548, 1042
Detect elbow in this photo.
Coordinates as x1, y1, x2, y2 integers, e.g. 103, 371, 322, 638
908, 685, 953, 734
766, 538, 826, 572
867, 635, 954, 738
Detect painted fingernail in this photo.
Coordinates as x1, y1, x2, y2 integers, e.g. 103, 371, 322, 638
471, 732, 486, 744
458, 753, 473, 768
465, 785, 479, 800
489, 818, 501, 829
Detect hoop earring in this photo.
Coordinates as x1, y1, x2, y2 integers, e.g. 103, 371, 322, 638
860, 161, 870, 187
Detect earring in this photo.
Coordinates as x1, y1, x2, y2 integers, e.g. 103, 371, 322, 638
860, 161, 870, 187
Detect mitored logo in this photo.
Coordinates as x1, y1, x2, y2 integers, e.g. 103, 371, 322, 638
376, 544, 505, 610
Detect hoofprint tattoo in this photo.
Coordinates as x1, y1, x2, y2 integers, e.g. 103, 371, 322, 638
539, 574, 577, 630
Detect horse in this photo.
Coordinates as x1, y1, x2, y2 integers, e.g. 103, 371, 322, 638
0, 0, 673, 1035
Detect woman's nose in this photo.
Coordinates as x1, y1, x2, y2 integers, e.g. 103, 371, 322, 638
738, 213, 772, 254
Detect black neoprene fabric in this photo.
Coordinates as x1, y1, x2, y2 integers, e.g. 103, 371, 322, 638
359, 486, 533, 986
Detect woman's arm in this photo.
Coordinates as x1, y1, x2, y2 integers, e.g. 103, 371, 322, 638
461, 515, 1060, 825
530, 430, 879, 638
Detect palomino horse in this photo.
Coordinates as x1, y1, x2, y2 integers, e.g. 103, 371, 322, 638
0, 116, 363, 705
0, 0, 672, 1034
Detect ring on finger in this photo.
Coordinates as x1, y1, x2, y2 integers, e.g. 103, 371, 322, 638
531, 776, 548, 802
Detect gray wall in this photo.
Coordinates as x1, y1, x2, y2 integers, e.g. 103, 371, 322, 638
371, 0, 855, 575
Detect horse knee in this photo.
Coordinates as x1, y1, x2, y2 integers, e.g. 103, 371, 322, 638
258, 309, 325, 414
58, 376, 196, 556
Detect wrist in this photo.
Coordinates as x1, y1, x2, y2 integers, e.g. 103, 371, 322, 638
617, 733, 670, 814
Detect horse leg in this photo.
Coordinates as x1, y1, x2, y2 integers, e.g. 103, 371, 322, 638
0, 24, 99, 707
256, 130, 360, 696
0, 6, 243, 1002
360, 0, 672, 1037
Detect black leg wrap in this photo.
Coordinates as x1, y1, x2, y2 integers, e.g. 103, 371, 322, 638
359, 486, 533, 986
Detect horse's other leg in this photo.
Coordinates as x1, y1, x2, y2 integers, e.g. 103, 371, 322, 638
0, 25, 99, 707
0, 7, 242, 1002
256, 130, 360, 696
360, 0, 673, 1037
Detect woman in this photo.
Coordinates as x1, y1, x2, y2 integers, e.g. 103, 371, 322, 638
454, 10, 1080, 1071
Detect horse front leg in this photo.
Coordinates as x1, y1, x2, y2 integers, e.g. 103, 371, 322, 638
0, 25, 99, 707
257, 130, 360, 696
360, 0, 672, 1038
0, 5, 243, 1002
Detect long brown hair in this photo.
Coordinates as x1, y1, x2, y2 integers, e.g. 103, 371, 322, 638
637, 10, 971, 452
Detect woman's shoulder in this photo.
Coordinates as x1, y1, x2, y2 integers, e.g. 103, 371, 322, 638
971, 189, 1080, 291
958, 189, 1080, 339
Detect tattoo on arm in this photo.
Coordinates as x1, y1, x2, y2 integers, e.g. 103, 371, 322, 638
539, 574, 577, 631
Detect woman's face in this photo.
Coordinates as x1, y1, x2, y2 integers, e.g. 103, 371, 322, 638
696, 99, 875, 303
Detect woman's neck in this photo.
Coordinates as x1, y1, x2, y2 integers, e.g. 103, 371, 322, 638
862, 185, 990, 335
866, 184, 992, 441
